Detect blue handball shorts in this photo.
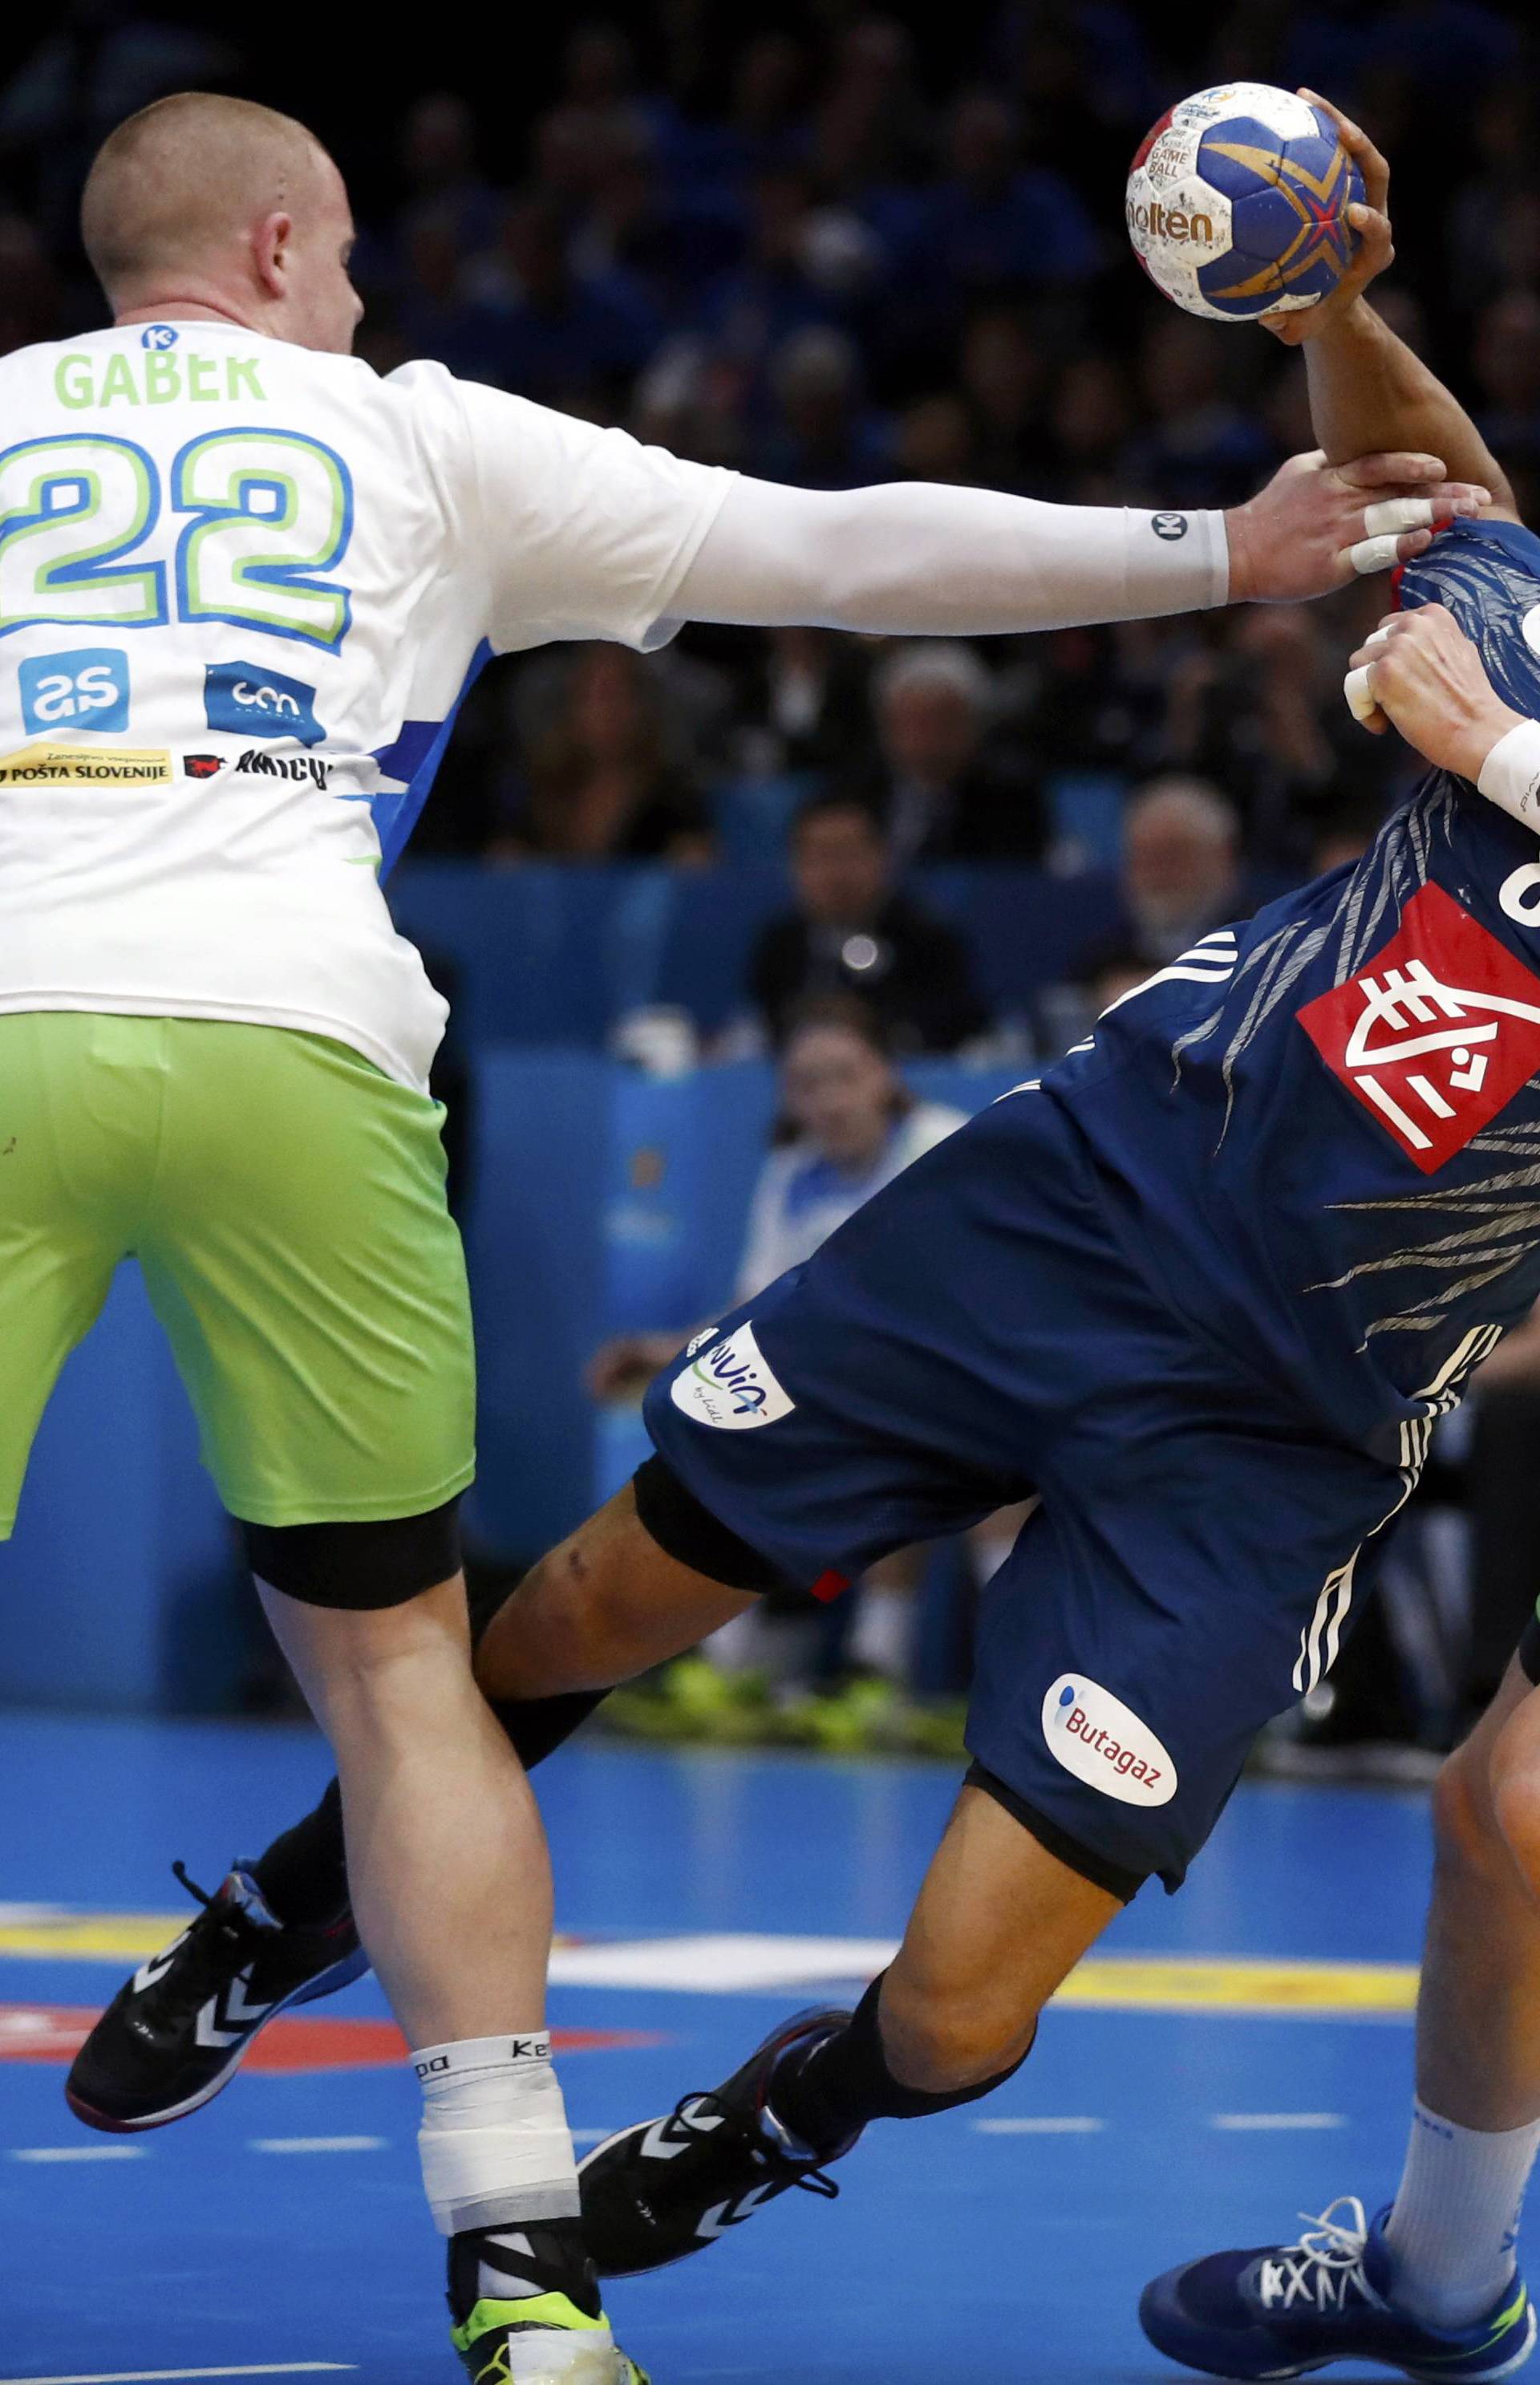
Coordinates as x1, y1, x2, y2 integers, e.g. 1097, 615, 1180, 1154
644, 1086, 1412, 1897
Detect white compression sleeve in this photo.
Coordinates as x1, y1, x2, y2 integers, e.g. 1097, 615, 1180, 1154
670, 473, 1229, 636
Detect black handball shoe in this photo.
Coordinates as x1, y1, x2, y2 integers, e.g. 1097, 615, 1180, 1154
579, 2007, 857, 2277
66, 1862, 366, 2132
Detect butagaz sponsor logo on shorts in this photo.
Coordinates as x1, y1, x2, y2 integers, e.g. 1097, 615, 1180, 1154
233, 747, 332, 788
1125, 197, 1218, 245
670, 1320, 795, 1430
1041, 1673, 1177, 1807
0, 743, 170, 785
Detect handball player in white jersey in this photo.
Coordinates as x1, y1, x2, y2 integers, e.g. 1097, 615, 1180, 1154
11, 87, 1474, 2380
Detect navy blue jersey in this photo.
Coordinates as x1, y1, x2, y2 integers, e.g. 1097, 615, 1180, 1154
1047, 517, 1540, 1469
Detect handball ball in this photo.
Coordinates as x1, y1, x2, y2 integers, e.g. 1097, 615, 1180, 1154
1126, 83, 1365, 322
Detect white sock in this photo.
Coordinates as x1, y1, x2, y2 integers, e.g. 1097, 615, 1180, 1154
1383, 2099, 1540, 2327
413, 2033, 579, 2237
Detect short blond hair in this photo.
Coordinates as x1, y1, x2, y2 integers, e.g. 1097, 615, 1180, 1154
81, 91, 332, 299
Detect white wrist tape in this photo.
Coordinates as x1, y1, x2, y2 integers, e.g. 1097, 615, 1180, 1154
1477, 720, 1540, 825
415, 2034, 579, 2235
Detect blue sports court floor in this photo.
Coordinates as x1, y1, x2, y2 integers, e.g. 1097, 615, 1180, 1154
1, 1712, 1449, 2383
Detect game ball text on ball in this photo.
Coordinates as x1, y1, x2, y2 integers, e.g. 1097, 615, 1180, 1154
1125, 81, 1365, 323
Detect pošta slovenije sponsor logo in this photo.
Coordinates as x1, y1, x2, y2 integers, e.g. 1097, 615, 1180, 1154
0, 744, 170, 785
1041, 1674, 1177, 1806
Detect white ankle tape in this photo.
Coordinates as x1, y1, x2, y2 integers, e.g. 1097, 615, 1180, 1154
413, 2034, 579, 2236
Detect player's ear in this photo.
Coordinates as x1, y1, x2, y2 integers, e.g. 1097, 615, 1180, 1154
253, 209, 294, 300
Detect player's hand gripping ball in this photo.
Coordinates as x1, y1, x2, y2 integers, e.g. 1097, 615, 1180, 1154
1126, 83, 1365, 322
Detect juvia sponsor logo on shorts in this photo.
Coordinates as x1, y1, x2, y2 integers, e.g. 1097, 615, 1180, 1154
1041, 1673, 1177, 1807
0, 744, 171, 785
669, 1320, 795, 1430
232, 748, 333, 788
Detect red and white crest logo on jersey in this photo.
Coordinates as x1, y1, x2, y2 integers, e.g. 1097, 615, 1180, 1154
1299, 882, 1540, 1174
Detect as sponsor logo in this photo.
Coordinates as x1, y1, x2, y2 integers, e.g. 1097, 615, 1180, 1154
1297, 882, 1540, 1173
670, 1321, 795, 1430
1042, 1675, 1176, 1807
19, 647, 129, 735
233, 747, 332, 789
205, 659, 323, 746
0, 744, 169, 785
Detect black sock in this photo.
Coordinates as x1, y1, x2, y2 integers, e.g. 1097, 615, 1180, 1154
448, 2216, 600, 2327
768, 1973, 1031, 2153
249, 1575, 612, 1929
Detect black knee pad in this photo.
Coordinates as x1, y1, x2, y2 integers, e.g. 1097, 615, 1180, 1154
632, 1455, 789, 1593
242, 1496, 464, 1610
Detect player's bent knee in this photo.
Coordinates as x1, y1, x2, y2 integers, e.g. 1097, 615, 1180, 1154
242, 1497, 463, 1612
1491, 1746, 1540, 1889
1432, 1734, 1510, 1875
877, 1970, 1040, 2096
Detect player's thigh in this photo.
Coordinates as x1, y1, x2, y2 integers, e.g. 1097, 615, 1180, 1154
0, 1014, 130, 1532
964, 1419, 1409, 1900
475, 1478, 758, 1700
136, 1023, 475, 1526
634, 1091, 1169, 1592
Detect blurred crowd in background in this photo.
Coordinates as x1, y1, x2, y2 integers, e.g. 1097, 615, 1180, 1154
6, 1, 1540, 1760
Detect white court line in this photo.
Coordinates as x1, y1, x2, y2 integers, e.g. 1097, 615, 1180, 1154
1212, 2112, 1346, 2131
2, 2369, 355, 2383
8, 2146, 146, 2164
249, 2137, 387, 2155
975, 2116, 1104, 2135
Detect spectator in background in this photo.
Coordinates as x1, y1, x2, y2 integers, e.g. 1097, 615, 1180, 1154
463, 192, 660, 412
749, 793, 991, 1053
590, 996, 969, 1703
754, 324, 891, 488
851, 641, 1046, 863
492, 645, 713, 863
1046, 776, 1242, 1051
1124, 313, 1276, 509
726, 626, 872, 777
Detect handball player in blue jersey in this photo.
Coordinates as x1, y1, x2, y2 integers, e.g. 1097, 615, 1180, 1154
71, 92, 1540, 2379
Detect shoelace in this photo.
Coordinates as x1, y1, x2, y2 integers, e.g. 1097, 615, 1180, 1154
667, 2091, 841, 2201
133, 1863, 263, 2025
1258, 2197, 1382, 2315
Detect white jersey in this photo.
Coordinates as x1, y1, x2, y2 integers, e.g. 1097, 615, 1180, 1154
0, 322, 732, 1088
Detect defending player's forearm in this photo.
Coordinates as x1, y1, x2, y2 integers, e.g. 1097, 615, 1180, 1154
675, 473, 1229, 635
1303, 298, 1516, 515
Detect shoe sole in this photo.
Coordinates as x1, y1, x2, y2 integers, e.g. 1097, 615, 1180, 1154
65, 1945, 369, 2135
1145, 2300, 1538, 2385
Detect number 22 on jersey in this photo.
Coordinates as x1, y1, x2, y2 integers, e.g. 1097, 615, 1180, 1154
0, 429, 353, 651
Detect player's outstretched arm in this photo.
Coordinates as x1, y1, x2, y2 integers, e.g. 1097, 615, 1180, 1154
1268, 92, 1519, 524
671, 452, 1488, 637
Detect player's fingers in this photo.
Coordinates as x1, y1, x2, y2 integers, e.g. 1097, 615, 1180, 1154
1336, 451, 1447, 489
1395, 528, 1433, 562
1301, 89, 1389, 210
1349, 533, 1407, 574
1363, 497, 1439, 535
1343, 662, 1389, 729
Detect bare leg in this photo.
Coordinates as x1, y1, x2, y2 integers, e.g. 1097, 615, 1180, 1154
259, 1572, 552, 2046
880, 1786, 1121, 2087
475, 1482, 755, 1703
1415, 1657, 1540, 2130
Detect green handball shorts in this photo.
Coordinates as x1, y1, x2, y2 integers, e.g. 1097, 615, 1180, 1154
0, 1012, 476, 1532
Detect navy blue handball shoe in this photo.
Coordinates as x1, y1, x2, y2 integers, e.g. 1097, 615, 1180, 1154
1141, 2197, 1536, 2381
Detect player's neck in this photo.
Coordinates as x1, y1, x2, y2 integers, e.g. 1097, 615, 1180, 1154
114, 298, 260, 334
